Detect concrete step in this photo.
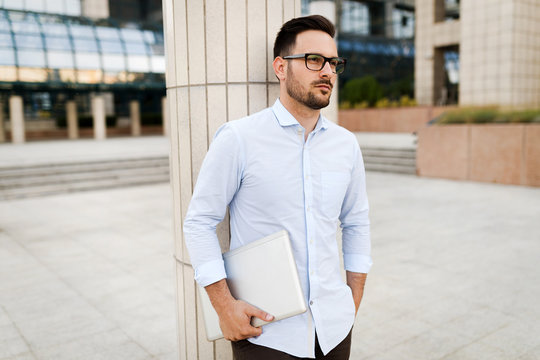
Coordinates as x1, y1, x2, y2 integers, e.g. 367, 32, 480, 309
0, 173, 170, 200
0, 156, 171, 200
361, 147, 416, 159
363, 155, 416, 167
361, 146, 417, 175
0, 166, 169, 189
365, 163, 417, 175
0, 157, 169, 178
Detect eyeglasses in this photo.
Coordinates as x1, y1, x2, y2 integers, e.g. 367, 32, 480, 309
282, 53, 347, 74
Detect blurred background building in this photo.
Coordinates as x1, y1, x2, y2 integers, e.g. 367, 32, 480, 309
0, 0, 165, 141
0, 0, 538, 143
334, 0, 417, 103
416, 0, 540, 108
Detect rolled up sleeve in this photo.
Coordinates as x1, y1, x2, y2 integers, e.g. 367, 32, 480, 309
339, 144, 373, 274
182, 124, 245, 287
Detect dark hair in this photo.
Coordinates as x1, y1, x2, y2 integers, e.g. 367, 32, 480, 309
273, 15, 335, 59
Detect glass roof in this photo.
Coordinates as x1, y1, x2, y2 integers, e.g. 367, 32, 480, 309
0, 9, 165, 88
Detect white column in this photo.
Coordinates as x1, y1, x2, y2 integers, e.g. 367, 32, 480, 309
130, 100, 141, 136
66, 100, 78, 139
92, 96, 106, 140
0, 101, 5, 143
162, 96, 169, 137
308, 1, 339, 123
9, 96, 25, 144
163, 0, 302, 358
80, 0, 109, 18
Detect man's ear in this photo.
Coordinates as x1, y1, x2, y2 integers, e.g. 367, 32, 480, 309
272, 56, 287, 82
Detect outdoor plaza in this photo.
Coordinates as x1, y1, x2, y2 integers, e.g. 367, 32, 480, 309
1, 136, 539, 360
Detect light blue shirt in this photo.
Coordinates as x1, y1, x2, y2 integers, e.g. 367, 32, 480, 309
183, 99, 372, 358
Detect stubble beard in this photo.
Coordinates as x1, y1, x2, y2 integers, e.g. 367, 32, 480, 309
285, 67, 332, 110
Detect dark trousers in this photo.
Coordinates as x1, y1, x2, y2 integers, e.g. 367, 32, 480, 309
231, 331, 352, 360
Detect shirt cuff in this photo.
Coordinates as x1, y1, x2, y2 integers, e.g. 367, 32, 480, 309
194, 258, 227, 287
344, 253, 373, 273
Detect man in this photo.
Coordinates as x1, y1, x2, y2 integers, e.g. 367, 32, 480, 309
183, 15, 372, 359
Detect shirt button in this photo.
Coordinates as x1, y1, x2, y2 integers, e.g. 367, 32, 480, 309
310, 239, 313, 244
307, 206, 310, 212
310, 300, 314, 305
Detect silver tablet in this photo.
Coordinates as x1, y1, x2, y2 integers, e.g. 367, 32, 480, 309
198, 230, 307, 341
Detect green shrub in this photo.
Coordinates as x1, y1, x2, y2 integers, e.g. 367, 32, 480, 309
354, 101, 369, 109
339, 101, 352, 110
399, 95, 417, 107
342, 76, 383, 107
375, 98, 390, 108
385, 74, 414, 100
435, 108, 540, 125
507, 110, 539, 123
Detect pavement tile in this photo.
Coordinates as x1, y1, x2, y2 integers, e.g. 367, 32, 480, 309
32, 329, 150, 360
441, 307, 514, 341
155, 352, 179, 360
372, 326, 474, 360
441, 341, 508, 360
14, 303, 116, 350
352, 314, 433, 358
103, 300, 177, 356
478, 321, 540, 359
0, 324, 31, 359
518, 344, 540, 360
0, 352, 37, 360
0, 307, 11, 327
408, 295, 486, 327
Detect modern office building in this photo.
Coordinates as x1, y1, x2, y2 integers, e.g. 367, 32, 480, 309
336, 0, 416, 95
415, 0, 540, 108
0, 0, 165, 141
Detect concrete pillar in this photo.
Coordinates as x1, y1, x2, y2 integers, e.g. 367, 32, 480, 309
162, 96, 169, 137
91, 96, 106, 140
81, 0, 109, 19
130, 100, 141, 136
384, 1, 394, 38
308, 1, 339, 124
163, 0, 302, 358
66, 101, 78, 139
0, 102, 5, 143
9, 96, 25, 144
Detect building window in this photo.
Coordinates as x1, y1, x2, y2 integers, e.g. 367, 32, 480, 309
392, 9, 414, 39
341, 1, 369, 36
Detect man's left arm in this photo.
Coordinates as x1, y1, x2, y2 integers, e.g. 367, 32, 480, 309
340, 142, 372, 314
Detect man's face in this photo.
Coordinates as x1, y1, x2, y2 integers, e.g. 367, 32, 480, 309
284, 30, 338, 110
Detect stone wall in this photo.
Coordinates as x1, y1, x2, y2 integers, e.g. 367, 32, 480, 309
417, 124, 540, 186
338, 106, 454, 133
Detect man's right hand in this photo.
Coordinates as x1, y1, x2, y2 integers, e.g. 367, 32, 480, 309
205, 279, 274, 341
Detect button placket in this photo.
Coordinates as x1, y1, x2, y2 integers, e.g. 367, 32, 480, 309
302, 132, 317, 300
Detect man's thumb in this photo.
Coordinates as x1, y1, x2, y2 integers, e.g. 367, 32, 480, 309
249, 306, 274, 322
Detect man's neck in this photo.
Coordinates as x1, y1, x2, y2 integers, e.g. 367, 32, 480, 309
279, 96, 320, 137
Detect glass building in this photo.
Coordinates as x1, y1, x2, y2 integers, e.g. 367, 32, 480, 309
0, 0, 165, 138
334, 0, 416, 100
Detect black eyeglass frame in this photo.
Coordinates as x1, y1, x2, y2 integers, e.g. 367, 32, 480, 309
282, 53, 347, 74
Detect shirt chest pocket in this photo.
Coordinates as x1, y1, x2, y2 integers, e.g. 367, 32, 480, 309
319, 171, 351, 219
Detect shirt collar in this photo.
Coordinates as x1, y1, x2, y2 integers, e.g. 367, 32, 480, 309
272, 98, 329, 132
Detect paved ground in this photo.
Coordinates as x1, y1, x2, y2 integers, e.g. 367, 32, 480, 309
1, 136, 539, 359
354, 132, 417, 149
1, 172, 539, 359
0, 133, 413, 168
0, 137, 169, 167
